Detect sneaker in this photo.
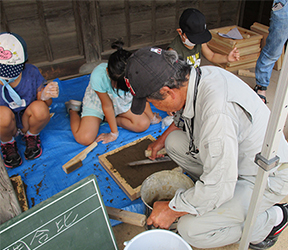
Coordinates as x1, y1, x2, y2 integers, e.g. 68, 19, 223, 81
24, 135, 42, 160
1, 141, 22, 168
65, 100, 82, 113
250, 203, 288, 249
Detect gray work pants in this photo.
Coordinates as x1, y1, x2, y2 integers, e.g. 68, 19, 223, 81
165, 130, 288, 248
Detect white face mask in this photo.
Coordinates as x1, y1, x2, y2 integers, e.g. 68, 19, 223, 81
183, 37, 195, 47
180, 33, 195, 47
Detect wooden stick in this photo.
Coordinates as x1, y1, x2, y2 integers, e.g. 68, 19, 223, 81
10, 175, 28, 212
106, 206, 146, 227
238, 69, 255, 78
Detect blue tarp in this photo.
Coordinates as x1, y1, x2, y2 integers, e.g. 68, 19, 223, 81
6, 75, 168, 226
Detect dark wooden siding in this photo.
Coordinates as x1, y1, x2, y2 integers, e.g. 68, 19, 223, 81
1, 0, 269, 80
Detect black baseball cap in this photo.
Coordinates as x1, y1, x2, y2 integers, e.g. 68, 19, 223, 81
179, 8, 212, 44
125, 47, 178, 115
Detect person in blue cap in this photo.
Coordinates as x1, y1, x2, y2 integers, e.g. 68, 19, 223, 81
0, 32, 59, 168
168, 8, 240, 67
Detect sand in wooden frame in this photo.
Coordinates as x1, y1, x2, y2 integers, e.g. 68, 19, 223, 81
98, 135, 178, 200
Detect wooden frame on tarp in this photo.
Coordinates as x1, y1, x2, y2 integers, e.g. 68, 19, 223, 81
98, 135, 179, 201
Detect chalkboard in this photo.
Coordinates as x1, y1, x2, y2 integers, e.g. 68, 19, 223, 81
0, 175, 118, 250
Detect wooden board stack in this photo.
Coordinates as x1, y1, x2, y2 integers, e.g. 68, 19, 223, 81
250, 22, 284, 71
207, 25, 263, 72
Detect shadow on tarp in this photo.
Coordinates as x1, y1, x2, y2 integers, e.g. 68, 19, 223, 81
7, 75, 169, 226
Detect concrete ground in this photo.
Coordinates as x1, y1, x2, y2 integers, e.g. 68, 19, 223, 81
112, 58, 288, 250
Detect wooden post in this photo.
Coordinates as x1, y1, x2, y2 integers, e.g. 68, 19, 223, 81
0, 157, 22, 225
77, 0, 102, 75
151, 0, 156, 44
36, 0, 54, 62
0, 1, 9, 32
78, 0, 101, 63
73, 0, 84, 56
175, 0, 180, 31
124, 0, 131, 47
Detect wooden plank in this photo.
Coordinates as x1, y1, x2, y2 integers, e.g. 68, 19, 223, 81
0, 158, 22, 225
0, 1, 9, 32
3, 1, 39, 20
208, 40, 261, 56
207, 25, 262, 72
227, 52, 259, 67
98, 135, 179, 200
175, 0, 180, 29
95, 0, 103, 53
216, 0, 222, 28
37, 56, 86, 80
98, 0, 125, 17
209, 25, 263, 49
9, 176, 28, 212
106, 206, 146, 227
211, 33, 262, 49
42, 1, 76, 35
250, 22, 269, 49
238, 69, 256, 78
151, 0, 156, 43
73, 1, 84, 56
128, 1, 152, 22
78, 1, 101, 63
124, 0, 131, 47
275, 47, 285, 71
216, 61, 257, 72
49, 32, 80, 60
130, 20, 153, 47
155, 17, 175, 42
250, 22, 284, 71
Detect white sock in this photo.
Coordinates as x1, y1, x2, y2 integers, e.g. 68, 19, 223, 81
26, 131, 39, 136
273, 205, 284, 226
1, 137, 15, 144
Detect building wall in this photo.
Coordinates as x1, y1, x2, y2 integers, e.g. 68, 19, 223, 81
1, 0, 267, 79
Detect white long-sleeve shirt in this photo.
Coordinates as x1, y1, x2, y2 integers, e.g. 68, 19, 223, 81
169, 66, 288, 216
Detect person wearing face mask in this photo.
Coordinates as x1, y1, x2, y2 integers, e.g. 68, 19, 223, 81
168, 8, 240, 67
0, 32, 59, 168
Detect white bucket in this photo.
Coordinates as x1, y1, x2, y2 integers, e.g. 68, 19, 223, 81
123, 229, 193, 250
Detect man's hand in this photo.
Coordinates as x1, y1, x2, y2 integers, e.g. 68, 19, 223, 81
147, 140, 165, 160
146, 201, 188, 229
147, 122, 180, 160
